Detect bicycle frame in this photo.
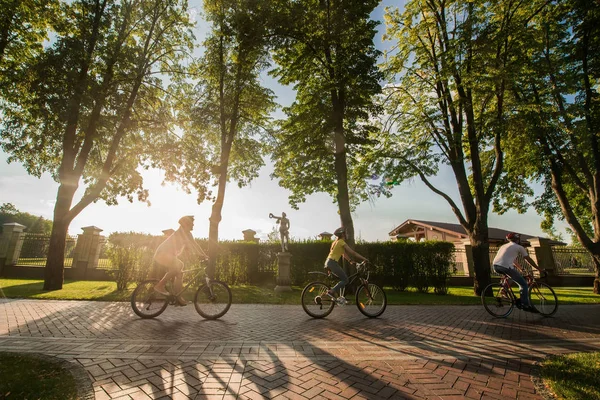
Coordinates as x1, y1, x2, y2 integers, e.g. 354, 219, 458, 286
498, 271, 548, 303
163, 261, 216, 299
310, 262, 372, 298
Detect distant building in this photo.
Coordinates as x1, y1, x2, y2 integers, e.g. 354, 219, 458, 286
388, 219, 564, 247
318, 231, 333, 241
242, 229, 259, 243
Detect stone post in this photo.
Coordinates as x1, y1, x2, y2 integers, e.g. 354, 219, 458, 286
274, 252, 292, 292
0, 223, 27, 273
72, 226, 104, 271
455, 239, 475, 277
527, 237, 557, 276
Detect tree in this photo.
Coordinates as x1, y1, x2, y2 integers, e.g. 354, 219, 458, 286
0, 0, 194, 289
0, 0, 58, 90
267, 0, 382, 247
508, 0, 600, 293
164, 0, 275, 277
375, 0, 548, 294
0, 203, 52, 234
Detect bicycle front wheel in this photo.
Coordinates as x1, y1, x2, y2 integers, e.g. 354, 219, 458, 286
194, 280, 232, 320
529, 282, 558, 316
301, 282, 335, 318
131, 279, 168, 319
481, 283, 514, 318
356, 283, 387, 318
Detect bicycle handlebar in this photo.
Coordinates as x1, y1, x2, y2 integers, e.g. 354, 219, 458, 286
354, 260, 368, 270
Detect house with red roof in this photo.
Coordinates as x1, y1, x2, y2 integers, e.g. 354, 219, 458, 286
388, 219, 565, 247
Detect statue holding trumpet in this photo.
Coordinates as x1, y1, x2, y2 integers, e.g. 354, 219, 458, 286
269, 212, 290, 252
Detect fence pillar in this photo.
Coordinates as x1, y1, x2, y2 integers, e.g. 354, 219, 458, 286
455, 239, 475, 277
72, 226, 104, 271
0, 223, 27, 273
527, 237, 557, 276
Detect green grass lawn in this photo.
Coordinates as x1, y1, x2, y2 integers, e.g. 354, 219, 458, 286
541, 352, 600, 400
0, 352, 78, 400
1, 278, 599, 304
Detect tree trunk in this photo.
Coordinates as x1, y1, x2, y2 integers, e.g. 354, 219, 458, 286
207, 183, 226, 280
593, 257, 600, 295
471, 240, 491, 296
43, 183, 76, 290
331, 92, 357, 286
469, 219, 491, 296
207, 145, 231, 279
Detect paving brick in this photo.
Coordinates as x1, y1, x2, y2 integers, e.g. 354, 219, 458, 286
2, 300, 600, 400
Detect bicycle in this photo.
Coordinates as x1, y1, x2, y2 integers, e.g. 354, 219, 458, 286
481, 270, 558, 318
301, 261, 387, 318
131, 259, 232, 320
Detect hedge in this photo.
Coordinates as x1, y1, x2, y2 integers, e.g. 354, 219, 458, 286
105, 233, 454, 293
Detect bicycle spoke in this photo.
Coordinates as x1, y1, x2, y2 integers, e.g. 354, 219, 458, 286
131, 280, 168, 319
301, 282, 335, 318
481, 283, 514, 318
356, 283, 387, 318
194, 281, 232, 320
529, 282, 558, 316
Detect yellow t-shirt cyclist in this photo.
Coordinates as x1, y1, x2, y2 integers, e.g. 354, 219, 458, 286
325, 227, 368, 299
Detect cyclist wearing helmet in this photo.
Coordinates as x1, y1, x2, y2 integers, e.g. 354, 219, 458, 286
153, 215, 208, 306
492, 232, 543, 313
325, 227, 368, 300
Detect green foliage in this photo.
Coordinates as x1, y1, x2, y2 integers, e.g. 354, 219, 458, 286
4, 278, 600, 304
164, 0, 275, 204
505, 0, 600, 258
0, 0, 195, 221
0, 0, 196, 286
105, 232, 454, 292
106, 242, 153, 290
356, 241, 455, 294
0, 352, 78, 400
0, 203, 52, 234
370, 0, 550, 292
264, 0, 382, 245
0, 0, 58, 92
376, 0, 546, 209
541, 352, 600, 400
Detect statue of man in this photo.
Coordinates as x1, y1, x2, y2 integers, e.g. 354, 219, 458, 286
269, 212, 290, 252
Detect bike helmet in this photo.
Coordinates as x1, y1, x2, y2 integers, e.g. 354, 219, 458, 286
334, 227, 346, 238
506, 232, 520, 242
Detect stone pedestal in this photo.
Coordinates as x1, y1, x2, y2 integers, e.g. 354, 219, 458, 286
72, 226, 104, 270
274, 252, 292, 292
456, 239, 475, 277
528, 237, 557, 276
0, 223, 26, 273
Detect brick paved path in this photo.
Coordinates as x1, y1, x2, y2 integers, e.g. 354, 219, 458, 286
1, 299, 599, 399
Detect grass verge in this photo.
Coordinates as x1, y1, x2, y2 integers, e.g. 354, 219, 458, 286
1, 278, 599, 304
0, 352, 78, 400
541, 352, 600, 400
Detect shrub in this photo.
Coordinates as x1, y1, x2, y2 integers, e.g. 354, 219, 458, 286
106, 233, 455, 293
106, 244, 145, 290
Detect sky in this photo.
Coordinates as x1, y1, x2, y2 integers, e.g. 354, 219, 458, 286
0, 0, 571, 242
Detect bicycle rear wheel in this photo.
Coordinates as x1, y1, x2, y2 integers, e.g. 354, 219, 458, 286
481, 283, 514, 318
131, 279, 168, 319
529, 282, 558, 316
356, 283, 387, 318
301, 282, 335, 318
194, 280, 232, 320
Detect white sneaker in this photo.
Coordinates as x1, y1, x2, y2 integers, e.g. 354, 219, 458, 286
336, 296, 347, 306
